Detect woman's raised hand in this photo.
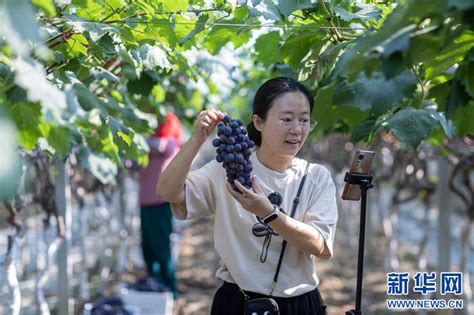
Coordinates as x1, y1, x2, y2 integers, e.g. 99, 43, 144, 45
226, 175, 274, 218
192, 109, 225, 144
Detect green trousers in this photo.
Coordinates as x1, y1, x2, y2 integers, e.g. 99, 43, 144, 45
140, 203, 178, 298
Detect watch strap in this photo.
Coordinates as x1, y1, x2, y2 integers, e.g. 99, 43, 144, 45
262, 205, 280, 224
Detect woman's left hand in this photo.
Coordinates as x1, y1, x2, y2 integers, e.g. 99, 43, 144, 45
226, 175, 274, 218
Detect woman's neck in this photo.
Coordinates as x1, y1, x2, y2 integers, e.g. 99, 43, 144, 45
256, 148, 293, 173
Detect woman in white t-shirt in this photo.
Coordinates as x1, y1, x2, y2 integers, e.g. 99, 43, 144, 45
157, 77, 338, 314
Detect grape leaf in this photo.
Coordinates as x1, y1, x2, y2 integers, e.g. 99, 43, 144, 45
254, 31, 282, 67
374, 24, 417, 59
32, 0, 56, 17
12, 58, 67, 121
72, 83, 108, 113
422, 101, 455, 139
234, 6, 250, 21
77, 147, 118, 185
456, 50, 474, 97
384, 107, 442, 149
448, 0, 474, 10
351, 115, 378, 144
127, 72, 156, 96
425, 30, 474, 80
333, 4, 382, 22
163, 0, 189, 12
9, 103, 42, 150
277, 0, 315, 16
445, 79, 471, 118
0, 0, 47, 58
179, 14, 209, 46
0, 107, 21, 199
106, 115, 135, 147
407, 27, 445, 65
66, 17, 122, 42
46, 126, 72, 158
333, 71, 417, 116
452, 101, 474, 135
139, 44, 172, 70
281, 32, 324, 71
313, 81, 368, 131
249, 0, 283, 21
355, 0, 444, 54
66, 34, 89, 57
205, 23, 252, 54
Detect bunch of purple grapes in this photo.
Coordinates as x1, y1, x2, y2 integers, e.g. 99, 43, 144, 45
212, 115, 255, 191
90, 297, 131, 315
128, 276, 171, 292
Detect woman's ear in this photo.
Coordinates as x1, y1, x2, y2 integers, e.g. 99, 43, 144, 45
252, 114, 263, 132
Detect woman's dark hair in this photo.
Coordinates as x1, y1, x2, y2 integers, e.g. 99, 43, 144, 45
247, 77, 314, 147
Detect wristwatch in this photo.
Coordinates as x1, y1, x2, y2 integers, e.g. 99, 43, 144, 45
261, 204, 281, 224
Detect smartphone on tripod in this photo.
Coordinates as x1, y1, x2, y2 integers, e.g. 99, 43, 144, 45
341, 150, 375, 200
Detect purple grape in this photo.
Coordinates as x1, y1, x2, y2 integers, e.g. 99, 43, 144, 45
227, 137, 236, 145
244, 163, 253, 173
225, 153, 235, 162
224, 126, 232, 136
212, 138, 221, 147
218, 124, 224, 134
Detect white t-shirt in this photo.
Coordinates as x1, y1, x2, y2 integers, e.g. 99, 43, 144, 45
171, 153, 338, 297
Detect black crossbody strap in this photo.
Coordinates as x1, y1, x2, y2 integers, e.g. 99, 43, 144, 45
269, 162, 310, 296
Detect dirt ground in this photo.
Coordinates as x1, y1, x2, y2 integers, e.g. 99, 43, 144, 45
171, 216, 402, 315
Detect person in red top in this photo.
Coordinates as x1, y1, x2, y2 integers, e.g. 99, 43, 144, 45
138, 112, 182, 299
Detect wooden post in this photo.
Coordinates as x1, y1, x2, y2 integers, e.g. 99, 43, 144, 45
55, 159, 72, 315
436, 157, 451, 315
437, 157, 451, 272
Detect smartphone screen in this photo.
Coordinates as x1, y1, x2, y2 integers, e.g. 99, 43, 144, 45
341, 150, 375, 201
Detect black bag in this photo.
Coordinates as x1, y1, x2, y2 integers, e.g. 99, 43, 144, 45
244, 298, 279, 315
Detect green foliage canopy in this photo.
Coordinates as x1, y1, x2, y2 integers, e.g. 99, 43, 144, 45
0, 0, 473, 195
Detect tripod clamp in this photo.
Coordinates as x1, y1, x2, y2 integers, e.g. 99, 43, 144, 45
343, 172, 374, 189
344, 172, 374, 315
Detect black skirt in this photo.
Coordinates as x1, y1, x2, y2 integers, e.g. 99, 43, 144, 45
210, 281, 327, 315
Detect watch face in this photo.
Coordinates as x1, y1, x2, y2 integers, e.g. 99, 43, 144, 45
263, 213, 278, 224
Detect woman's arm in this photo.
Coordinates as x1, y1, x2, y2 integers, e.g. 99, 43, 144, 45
226, 176, 331, 258
268, 213, 331, 258
156, 109, 224, 217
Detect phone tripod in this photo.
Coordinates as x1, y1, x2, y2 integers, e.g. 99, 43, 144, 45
344, 172, 374, 315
